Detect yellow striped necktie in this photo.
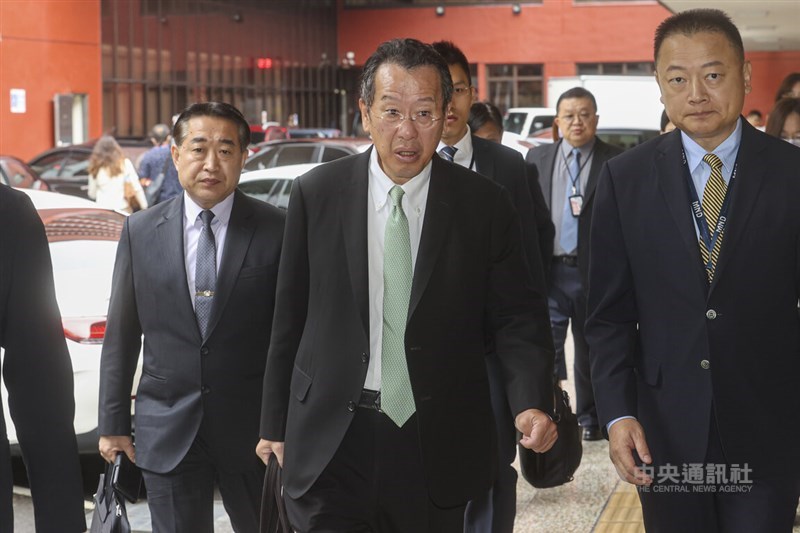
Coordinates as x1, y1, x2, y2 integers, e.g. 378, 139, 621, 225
699, 153, 726, 282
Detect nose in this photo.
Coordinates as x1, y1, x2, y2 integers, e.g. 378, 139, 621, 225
687, 77, 709, 104
203, 150, 219, 171
396, 116, 418, 139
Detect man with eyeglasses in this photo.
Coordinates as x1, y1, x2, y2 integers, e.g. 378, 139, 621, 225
431, 40, 554, 533
526, 87, 623, 443
257, 38, 556, 532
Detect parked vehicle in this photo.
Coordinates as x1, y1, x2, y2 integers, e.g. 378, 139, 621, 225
249, 123, 288, 147
243, 138, 371, 172
28, 137, 152, 199
522, 127, 659, 152
1, 190, 141, 454
286, 128, 342, 139
0, 155, 49, 190
501, 107, 556, 154
238, 163, 320, 209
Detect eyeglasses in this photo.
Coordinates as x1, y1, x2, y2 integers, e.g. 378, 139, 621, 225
453, 85, 473, 98
373, 108, 441, 128
558, 111, 596, 124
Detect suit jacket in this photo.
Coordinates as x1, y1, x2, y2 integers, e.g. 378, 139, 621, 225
0, 185, 85, 532
99, 190, 285, 474
586, 120, 800, 479
526, 138, 623, 286
472, 134, 551, 287
260, 149, 554, 507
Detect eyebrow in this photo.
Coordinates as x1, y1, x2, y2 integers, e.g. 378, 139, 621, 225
379, 94, 436, 103
189, 136, 237, 147
665, 60, 724, 73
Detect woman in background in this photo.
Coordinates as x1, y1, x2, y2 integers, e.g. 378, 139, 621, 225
87, 135, 147, 213
774, 72, 800, 102
468, 101, 504, 143
765, 97, 800, 146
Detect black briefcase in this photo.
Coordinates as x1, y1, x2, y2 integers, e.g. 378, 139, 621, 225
89, 459, 132, 533
259, 454, 292, 533
518, 380, 583, 488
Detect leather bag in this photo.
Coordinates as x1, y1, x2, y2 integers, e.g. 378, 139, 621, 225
89, 461, 131, 533
518, 380, 583, 488
259, 454, 292, 533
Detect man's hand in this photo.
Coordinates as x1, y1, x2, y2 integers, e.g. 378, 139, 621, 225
99, 435, 135, 464
608, 418, 653, 486
256, 439, 285, 467
515, 408, 558, 452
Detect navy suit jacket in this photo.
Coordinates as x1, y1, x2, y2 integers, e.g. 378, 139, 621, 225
99, 190, 285, 473
260, 149, 554, 507
586, 120, 800, 478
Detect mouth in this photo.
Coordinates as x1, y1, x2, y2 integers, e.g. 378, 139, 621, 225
394, 149, 419, 162
199, 178, 221, 186
446, 114, 458, 123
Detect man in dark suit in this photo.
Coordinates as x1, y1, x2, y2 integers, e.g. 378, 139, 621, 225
586, 9, 800, 532
431, 40, 554, 533
526, 87, 623, 441
257, 38, 557, 532
0, 185, 85, 532
99, 102, 285, 532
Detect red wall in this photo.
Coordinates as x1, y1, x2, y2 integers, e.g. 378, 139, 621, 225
0, 1, 102, 160
337, 0, 798, 117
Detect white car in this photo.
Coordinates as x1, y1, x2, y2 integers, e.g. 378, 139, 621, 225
237, 163, 321, 209
0, 189, 141, 453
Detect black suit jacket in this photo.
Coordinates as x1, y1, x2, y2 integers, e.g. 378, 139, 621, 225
99, 190, 285, 473
526, 138, 623, 285
0, 186, 84, 532
260, 150, 554, 507
586, 121, 800, 479
472, 134, 551, 287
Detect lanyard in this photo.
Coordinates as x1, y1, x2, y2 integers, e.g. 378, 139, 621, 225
682, 149, 738, 276
561, 145, 594, 195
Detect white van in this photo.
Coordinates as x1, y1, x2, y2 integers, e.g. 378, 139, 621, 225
501, 107, 556, 155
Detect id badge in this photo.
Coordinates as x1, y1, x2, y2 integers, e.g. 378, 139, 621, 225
569, 194, 583, 217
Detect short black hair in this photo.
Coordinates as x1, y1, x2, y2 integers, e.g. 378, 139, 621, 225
746, 109, 762, 119
359, 38, 453, 114
172, 102, 250, 152
149, 123, 171, 144
431, 40, 471, 86
468, 101, 503, 133
774, 73, 800, 102
654, 8, 744, 65
556, 87, 598, 114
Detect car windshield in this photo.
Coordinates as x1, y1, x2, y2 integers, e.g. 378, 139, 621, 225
239, 179, 293, 209
503, 113, 527, 135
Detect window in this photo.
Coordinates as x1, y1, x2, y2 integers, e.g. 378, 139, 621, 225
577, 62, 654, 76
321, 147, 351, 162
238, 179, 294, 209
487, 64, 544, 112
273, 146, 318, 166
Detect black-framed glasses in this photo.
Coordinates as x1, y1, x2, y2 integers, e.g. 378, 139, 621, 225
373, 108, 441, 128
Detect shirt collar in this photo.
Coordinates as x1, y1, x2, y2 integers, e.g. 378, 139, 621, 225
183, 190, 235, 227
561, 137, 596, 159
369, 148, 432, 212
681, 117, 742, 174
437, 126, 474, 166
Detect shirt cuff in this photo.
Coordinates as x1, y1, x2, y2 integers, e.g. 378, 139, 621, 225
606, 415, 636, 433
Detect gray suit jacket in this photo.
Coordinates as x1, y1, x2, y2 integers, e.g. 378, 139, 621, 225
526, 138, 623, 285
99, 190, 285, 473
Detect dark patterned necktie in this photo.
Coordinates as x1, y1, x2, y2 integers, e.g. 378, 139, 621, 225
439, 145, 457, 162
699, 153, 726, 282
195, 210, 216, 338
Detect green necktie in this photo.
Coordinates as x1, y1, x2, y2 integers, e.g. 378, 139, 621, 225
699, 153, 727, 282
381, 185, 415, 427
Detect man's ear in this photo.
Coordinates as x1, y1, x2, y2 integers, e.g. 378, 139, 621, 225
358, 98, 371, 135
743, 61, 753, 95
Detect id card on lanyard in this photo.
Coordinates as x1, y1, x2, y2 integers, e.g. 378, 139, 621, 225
682, 149, 738, 277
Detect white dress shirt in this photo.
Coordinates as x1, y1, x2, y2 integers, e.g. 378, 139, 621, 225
437, 126, 475, 171
364, 149, 431, 391
183, 191, 235, 310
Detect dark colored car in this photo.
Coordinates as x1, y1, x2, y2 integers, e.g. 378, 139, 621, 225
28, 137, 152, 199
243, 138, 371, 172
0, 155, 49, 190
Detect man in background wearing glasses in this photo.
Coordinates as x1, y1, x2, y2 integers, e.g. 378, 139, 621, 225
257, 38, 556, 532
431, 40, 554, 533
526, 87, 623, 442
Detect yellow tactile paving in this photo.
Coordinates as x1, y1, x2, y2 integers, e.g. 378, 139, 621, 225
593, 481, 646, 533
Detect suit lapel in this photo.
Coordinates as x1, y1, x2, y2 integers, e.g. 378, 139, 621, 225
340, 151, 371, 338
584, 139, 609, 205
155, 196, 200, 342
408, 156, 453, 320
205, 190, 255, 339
709, 121, 767, 292
655, 131, 708, 289
471, 136, 495, 178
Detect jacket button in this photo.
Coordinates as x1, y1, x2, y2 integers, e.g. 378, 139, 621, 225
361, 352, 368, 363
700, 360, 710, 370
347, 401, 356, 412
201, 385, 211, 394
201, 346, 210, 356
706, 309, 717, 320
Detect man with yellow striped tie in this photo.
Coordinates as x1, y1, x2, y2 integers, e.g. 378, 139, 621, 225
586, 8, 800, 533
